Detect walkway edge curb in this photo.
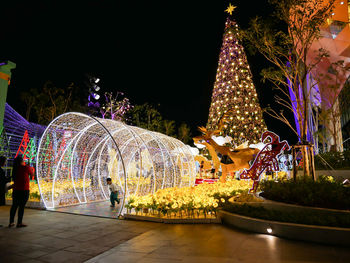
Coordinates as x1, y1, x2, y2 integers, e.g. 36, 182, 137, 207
218, 210, 350, 247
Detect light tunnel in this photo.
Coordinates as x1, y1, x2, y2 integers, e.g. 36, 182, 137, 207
36, 112, 196, 215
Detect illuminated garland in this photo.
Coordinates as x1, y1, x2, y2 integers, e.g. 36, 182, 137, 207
207, 17, 267, 144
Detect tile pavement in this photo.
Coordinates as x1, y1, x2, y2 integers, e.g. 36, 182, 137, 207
0, 206, 349, 263
50, 201, 120, 218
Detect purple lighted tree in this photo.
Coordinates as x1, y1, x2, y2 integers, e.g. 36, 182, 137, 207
86, 76, 133, 122
100, 91, 133, 122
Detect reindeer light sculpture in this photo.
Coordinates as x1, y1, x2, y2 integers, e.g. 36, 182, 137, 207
193, 127, 259, 182
240, 131, 290, 193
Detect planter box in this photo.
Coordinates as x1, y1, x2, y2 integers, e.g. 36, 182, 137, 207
218, 210, 350, 247
124, 214, 221, 224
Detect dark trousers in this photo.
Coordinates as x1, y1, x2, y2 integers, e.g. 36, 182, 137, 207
110, 192, 119, 207
10, 190, 29, 224
0, 188, 5, 206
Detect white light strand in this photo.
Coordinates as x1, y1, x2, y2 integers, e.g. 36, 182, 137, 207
36, 112, 196, 216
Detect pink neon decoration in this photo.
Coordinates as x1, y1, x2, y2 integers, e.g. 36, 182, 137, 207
240, 131, 290, 193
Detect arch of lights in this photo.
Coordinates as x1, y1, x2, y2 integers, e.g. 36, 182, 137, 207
36, 112, 196, 216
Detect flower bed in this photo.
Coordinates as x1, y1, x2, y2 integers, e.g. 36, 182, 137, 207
125, 179, 252, 218
6, 181, 42, 201
5, 179, 91, 202
260, 175, 350, 210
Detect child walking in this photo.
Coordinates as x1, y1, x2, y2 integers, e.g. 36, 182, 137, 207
106, 178, 120, 207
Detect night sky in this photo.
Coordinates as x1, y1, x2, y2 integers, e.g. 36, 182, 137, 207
1, 1, 297, 144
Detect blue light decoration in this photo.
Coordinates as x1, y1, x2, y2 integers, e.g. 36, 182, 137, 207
3, 103, 46, 161
278, 153, 293, 172
287, 70, 320, 152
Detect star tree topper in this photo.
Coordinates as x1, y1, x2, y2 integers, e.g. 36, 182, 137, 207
225, 3, 236, 15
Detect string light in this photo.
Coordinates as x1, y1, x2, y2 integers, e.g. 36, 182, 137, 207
36, 112, 196, 215
206, 18, 267, 145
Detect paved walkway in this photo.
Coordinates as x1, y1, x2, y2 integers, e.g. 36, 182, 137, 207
0, 206, 349, 263
49, 201, 120, 218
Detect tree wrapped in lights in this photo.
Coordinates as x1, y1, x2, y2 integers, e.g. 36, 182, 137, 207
100, 91, 133, 122
207, 11, 266, 145
86, 76, 133, 122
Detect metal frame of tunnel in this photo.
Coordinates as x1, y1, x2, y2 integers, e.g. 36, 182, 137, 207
36, 112, 196, 217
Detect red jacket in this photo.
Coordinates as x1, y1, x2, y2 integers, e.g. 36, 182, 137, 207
13, 165, 34, 191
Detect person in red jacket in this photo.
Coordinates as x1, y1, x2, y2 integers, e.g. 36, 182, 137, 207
8, 156, 34, 228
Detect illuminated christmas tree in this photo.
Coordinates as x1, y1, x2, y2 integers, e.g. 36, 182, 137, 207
40, 134, 54, 178
207, 5, 266, 145
23, 137, 37, 165
0, 127, 10, 158
56, 135, 72, 174
15, 130, 29, 158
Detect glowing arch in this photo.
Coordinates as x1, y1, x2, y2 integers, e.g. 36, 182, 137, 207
36, 112, 196, 216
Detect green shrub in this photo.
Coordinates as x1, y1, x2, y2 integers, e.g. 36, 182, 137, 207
222, 203, 350, 228
260, 176, 350, 210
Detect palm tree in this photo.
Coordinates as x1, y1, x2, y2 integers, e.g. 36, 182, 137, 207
163, 120, 176, 136
178, 123, 192, 144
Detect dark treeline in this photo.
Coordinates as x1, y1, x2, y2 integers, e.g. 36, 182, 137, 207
20, 81, 192, 145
